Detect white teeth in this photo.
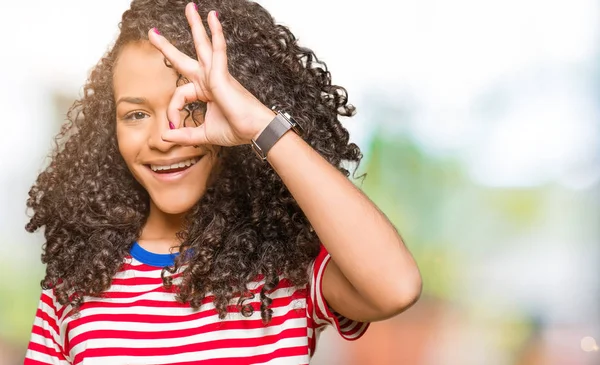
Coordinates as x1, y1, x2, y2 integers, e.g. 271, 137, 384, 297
150, 157, 199, 172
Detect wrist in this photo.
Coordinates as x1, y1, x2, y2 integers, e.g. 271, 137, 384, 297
252, 106, 277, 141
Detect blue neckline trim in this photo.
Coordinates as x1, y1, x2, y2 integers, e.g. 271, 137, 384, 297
130, 241, 179, 267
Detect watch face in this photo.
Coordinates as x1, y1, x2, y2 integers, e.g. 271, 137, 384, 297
272, 109, 304, 137
289, 116, 304, 136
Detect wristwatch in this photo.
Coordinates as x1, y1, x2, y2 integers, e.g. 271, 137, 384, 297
251, 106, 304, 161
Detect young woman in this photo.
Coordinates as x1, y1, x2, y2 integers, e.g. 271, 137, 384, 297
24, 0, 421, 364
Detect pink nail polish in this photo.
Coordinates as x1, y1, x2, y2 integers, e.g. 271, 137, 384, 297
153, 27, 160, 35
215, 11, 219, 19
193, 3, 198, 11
169, 121, 175, 130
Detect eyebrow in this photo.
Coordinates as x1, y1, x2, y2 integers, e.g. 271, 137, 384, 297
116, 96, 148, 107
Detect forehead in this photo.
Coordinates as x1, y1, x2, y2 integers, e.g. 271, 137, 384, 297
113, 41, 179, 100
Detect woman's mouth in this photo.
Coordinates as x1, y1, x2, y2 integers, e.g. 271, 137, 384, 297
145, 156, 203, 181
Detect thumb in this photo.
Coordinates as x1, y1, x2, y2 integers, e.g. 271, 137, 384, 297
161, 124, 209, 146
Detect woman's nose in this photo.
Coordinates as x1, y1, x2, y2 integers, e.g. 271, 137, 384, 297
148, 115, 176, 152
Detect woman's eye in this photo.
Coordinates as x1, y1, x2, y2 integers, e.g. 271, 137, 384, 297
182, 102, 207, 127
124, 111, 148, 120
184, 102, 206, 114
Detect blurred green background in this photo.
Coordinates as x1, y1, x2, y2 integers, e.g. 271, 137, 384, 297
1, 0, 598, 364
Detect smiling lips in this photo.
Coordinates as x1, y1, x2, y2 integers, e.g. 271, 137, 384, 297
149, 157, 202, 174
143, 156, 204, 181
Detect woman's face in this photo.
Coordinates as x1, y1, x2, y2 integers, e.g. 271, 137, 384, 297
113, 41, 217, 215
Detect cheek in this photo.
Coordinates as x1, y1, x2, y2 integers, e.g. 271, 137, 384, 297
117, 132, 133, 164
116, 126, 144, 178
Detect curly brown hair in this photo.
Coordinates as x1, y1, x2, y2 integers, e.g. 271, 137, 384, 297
26, 0, 362, 323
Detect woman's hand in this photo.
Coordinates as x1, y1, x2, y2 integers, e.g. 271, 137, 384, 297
148, 3, 273, 147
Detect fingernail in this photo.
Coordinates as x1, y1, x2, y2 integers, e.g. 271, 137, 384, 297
215, 11, 219, 19
169, 121, 175, 130
193, 3, 198, 11
153, 27, 160, 35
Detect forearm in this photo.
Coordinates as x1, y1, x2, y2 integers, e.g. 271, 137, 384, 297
266, 130, 421, 311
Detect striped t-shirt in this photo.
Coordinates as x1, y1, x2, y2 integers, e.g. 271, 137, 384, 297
24, 242, 369, 364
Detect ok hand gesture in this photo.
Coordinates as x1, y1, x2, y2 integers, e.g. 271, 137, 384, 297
148, 3, 273, 147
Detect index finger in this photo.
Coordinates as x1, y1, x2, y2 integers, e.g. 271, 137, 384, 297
148, 28, 199, 78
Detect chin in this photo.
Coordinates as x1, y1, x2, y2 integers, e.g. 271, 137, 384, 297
151, 193, 202, 215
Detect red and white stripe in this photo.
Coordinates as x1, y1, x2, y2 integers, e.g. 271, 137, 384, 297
24, 246, 368, 364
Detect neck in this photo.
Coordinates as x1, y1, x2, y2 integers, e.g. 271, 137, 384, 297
138, 200, 185, 254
